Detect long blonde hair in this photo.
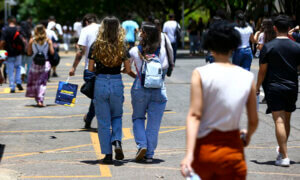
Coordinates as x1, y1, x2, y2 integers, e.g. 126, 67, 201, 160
34, 24, 47, 45
91, 16, 126, 67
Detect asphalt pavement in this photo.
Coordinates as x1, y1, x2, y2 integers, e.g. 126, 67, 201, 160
0, 50, 299, 180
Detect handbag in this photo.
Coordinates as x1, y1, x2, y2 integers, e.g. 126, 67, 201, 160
55, 77, 78, 107
80, 77, 95, 99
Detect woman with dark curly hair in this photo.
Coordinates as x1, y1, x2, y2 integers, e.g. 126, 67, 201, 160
180, 21, 258, 179
88, 16, 131, 164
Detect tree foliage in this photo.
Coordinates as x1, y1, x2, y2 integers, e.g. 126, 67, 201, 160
12, 0, 300, 24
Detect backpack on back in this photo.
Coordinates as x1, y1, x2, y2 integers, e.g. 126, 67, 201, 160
137, 45, 163, 88
33, 43, 47, 66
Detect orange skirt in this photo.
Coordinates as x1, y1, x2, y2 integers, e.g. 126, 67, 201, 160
192, 130, 247, 180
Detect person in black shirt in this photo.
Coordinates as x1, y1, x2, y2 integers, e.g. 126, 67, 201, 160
0, 16, 24, 93
87, 16, 131, 164
256, 15, 300, 167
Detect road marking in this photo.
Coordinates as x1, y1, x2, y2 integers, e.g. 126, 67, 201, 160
22, 175, 104, 179
123, 128, 134, 140
2, 126, 185, 161
0, 125, 181, 134
65, 63, 72, 67
3, 144, 91, 160
0, 129, 87, 133
158, 127, 186, 135
248, 171, 300, 177
0, 94, 131, 100
119, 165, 179, 171
0, 111, 176, 120
247, 145, 300, 149
90, 132, 112, 177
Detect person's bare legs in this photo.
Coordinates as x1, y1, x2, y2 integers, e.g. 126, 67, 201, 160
285, 112, 291, 141
272, 111, 289, 158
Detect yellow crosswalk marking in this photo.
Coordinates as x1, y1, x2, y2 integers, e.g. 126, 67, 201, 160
90, 132, 112, 177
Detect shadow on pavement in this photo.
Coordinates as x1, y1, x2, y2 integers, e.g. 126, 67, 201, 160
251, 160, 298, 166
81, 159, 130, 166
25, 104, 59, 108
54, 128, 97, 133
81, 158, 165, 166
0, 144, 5, 163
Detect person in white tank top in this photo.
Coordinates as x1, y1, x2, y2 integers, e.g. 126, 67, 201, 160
181, 21, 258, 179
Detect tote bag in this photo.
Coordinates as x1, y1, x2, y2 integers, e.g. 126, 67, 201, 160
55, 77, 78, 107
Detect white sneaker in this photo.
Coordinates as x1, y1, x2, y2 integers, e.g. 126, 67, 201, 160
275, 158, 290, 167
276, 146, 282, 161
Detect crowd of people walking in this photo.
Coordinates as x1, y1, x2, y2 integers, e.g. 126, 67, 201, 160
0, 9, 299, 180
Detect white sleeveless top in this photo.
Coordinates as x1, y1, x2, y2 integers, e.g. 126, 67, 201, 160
196, 63, 254, 138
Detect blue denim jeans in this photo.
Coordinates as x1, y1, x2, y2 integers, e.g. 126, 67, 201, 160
5, 55, 22, 90
93, 74, 124, 155
83, 70, 95, 123
131, 77, 167, 158
232, 47, 253, 71
189, 35, 198, 54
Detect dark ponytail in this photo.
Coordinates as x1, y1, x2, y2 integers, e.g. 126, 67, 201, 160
236, 12, 247, 28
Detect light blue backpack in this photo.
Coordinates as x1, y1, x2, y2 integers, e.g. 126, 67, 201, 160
138, 45, 163, 88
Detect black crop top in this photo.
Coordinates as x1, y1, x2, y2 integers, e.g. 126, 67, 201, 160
88, 43, 129, 74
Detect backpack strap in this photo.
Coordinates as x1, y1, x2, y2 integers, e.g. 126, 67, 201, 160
13, 31, 20, 41
34, 42, 48, 55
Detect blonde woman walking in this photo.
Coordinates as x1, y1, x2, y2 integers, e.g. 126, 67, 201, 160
26, 24, 54, 107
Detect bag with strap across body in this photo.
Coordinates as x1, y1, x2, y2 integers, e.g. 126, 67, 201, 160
137, 45, 163, 89
33, 43, 47, 66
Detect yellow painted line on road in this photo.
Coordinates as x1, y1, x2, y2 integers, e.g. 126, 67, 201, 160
65, 63, 72, 67
2, 126, 185, 163
90, 132, 112, 177
0, 111, 176, 120
248, 171, 300, 177
0, 125, 182, 134
120, 165, 179, 171
0, 94, 131, 100
1, 114, 85, 120
247, 145, 300, 149
22, 175, 103, 179
123, 128, 134, 140
158, 127, 186, 135
0, 129, 86, 133
3, 144, 91, 160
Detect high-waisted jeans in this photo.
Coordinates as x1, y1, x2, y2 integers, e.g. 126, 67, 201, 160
93, 74, 124, 155
232, 47, 253, 71
131, 76, 167, 158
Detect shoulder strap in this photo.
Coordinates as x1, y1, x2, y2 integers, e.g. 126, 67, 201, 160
13, 31, 20, 41
34, 43, 40, 53
164, 34, 169, 59
34, 42, 48, 54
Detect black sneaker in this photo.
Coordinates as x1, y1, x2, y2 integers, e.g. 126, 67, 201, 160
135, 147, 147, 161
102, 154, 113, 164
144, 157, 153, 163
83, 114, 91, 129
52, 72, 58, 77
10, 89, 15, 93
113, 141, 124, 160
17, 84, 23, 91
